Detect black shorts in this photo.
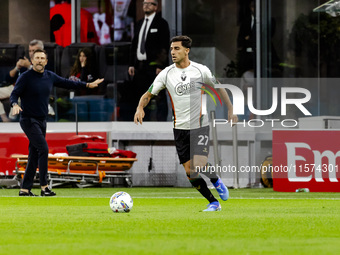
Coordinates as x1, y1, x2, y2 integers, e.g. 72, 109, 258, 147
173, 126, 210, 164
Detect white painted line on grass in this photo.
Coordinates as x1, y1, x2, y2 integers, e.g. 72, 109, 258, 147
1, 195, 340, 200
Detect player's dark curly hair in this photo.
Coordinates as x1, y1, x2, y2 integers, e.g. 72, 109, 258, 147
170, 35, 192, 49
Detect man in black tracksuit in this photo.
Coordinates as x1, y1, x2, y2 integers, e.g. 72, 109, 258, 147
10, 49, 103, 197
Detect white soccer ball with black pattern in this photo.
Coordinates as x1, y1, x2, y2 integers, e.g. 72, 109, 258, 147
109, 191, 133, 213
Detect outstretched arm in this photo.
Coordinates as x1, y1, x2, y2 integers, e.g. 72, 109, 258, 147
134, 91, 154, 125
217, 88, 238, 124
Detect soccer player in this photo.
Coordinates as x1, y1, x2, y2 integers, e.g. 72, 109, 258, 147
10, 49, 103, 196
134, 35, 238, 211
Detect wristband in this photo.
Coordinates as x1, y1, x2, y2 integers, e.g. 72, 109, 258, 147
12, 102, 18, 107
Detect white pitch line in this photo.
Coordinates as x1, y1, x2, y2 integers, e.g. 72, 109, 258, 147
1, 195, 340, 200
130, 197, 340, 200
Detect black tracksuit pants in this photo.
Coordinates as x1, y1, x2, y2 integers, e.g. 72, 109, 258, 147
19, 117, 49, 190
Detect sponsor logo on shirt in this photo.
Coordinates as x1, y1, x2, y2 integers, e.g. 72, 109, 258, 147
175, 81, 196, 96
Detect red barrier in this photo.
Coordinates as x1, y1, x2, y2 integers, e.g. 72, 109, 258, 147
273, 130, 340, 192
0, 132, 107, 176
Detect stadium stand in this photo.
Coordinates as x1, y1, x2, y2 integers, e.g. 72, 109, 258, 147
0, 44, 25, 120
60, 42, 100, 78
44, 42, 63, 74
98, 42, 130, 84
0, 42, 127, 122
0, 43, 25, 85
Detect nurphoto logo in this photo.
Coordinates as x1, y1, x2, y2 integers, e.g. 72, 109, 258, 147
199, 81, 312, 128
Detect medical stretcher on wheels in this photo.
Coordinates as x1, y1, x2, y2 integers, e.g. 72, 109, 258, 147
12, 154, 137, 187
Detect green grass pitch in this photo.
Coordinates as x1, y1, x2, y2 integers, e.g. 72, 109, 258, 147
1, 187, 340, 255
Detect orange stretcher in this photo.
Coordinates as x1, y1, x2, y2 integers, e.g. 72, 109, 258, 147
12, 154, 137, 187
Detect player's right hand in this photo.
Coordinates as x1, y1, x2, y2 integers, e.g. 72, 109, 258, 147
134, 107, 145, 125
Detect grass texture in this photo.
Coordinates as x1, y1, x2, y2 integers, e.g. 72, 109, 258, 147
0, 188, 340, 255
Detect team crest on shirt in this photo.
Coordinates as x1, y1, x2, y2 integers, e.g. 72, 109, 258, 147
181, 72, 187, 81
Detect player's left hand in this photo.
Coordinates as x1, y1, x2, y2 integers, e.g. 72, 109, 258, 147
228, 110, 238, 126
87, 78, 104, 88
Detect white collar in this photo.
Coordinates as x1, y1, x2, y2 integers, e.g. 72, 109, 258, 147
144, 12, 156, 23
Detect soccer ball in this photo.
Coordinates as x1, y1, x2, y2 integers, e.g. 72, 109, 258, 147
109, 191, 133, 213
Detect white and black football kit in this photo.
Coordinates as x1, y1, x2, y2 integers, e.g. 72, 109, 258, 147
148, 61, 218, 163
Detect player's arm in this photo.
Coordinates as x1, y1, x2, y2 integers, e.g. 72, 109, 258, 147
134, 91, 154, 125
217, 87, 238, 124
206, 70, 238, 124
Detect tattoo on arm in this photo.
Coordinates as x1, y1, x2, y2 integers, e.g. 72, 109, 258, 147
139, 92, 153, 108
142, 97, 150, 107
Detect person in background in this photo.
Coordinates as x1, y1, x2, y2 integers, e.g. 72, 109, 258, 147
0, 86, 13, 122
8, 39, 45, 82
10, 49, 104, 197
69, 48, 98, 96
237, 0, 256, 73
128, 0, 170, 121
0, 40, 44, 122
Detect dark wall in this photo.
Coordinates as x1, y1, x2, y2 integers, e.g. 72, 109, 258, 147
0, 1, 9, 43
0, 0, 50, 44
